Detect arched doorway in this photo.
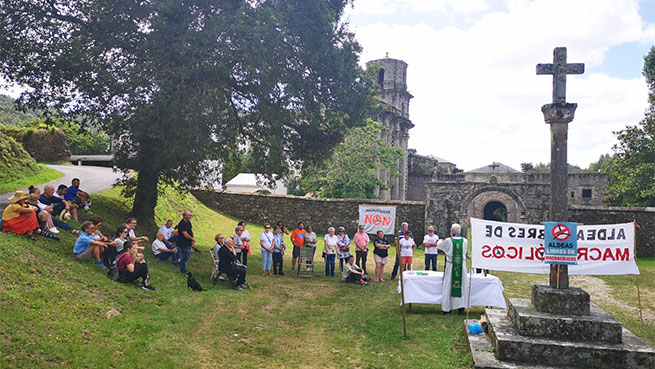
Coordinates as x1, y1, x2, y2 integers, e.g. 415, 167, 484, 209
484, 201, 507, 222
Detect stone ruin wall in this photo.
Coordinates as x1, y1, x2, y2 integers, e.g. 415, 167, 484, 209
193, 187, 654, 257
193, 190, 427, 243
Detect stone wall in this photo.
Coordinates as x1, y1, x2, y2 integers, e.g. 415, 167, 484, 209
193, 190, 427, 241
407, 174, 431, 202
571, 205, 655, 257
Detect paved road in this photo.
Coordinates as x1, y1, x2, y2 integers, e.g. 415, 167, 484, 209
0, 164, 124, 208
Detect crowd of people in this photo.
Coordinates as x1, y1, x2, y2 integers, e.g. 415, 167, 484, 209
3, 184, 469, 311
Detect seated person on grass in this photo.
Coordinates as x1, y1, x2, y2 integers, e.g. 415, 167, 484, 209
158, 219, 178, 246
74, 221, 115, 269
28, 186, 78, 235
2, 191, 57, 240
118, 241, 155, 291
126, 217, 149, 246
342, 255, 368, 285
57, 184, 80, 221
64, 178, 92, 212
40, 185, 76, 221
89, 217, 109, 241
152, 231, 179, 265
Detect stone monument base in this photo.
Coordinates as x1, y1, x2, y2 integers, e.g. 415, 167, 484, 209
465, 297, 655, 369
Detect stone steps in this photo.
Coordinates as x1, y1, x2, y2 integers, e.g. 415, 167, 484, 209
508, 298, 623, 343
486, 308, 655, 369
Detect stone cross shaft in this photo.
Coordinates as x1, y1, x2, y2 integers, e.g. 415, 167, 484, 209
537, 47, 584, 104
537, 47, 584, 289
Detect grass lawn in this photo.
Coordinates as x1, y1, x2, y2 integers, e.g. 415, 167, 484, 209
0, 164, 63, 193
1, 186, 653, 368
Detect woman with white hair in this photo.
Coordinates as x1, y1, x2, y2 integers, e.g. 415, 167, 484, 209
323, 227, 338, 276
437, 223, 470, 314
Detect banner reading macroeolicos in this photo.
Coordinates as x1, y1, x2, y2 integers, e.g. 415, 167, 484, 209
358, 205, 396, 235
470, 217, 639, 275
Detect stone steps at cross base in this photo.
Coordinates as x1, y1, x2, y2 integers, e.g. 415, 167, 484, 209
508, 298, 623, 344
486, 308, 655, 369
465, 319, 579, 369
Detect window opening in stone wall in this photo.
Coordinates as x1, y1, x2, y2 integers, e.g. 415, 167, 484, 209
582, 189, 592, 198
570, 191, 575, 199
377, 68, 384, 87
484, 201, 507, 222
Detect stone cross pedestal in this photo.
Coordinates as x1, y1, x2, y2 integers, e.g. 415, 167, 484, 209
464, 47, 655, 369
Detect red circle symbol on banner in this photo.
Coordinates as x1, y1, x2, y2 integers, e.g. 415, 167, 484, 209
552, 224, 571, 241
372, 215, 382, 225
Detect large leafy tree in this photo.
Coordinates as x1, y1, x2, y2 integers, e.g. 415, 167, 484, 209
604, 46, 655, 206
292, 119, 403, 199
0, 0, 373, 223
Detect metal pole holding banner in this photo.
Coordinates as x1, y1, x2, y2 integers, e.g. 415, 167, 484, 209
466, 216, 473, 323
397, 215, 407, 338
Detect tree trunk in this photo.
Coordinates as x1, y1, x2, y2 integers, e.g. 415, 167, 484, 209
131, 167, 159, 228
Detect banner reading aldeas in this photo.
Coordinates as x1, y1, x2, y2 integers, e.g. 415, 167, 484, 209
358, 205, 396, 235
470, 217, 639, 275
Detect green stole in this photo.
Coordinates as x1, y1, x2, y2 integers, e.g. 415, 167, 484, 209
450, 237, 463, 297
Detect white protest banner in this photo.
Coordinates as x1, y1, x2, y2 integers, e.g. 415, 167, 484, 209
470, 217, 639, 275
359, 205, 396, 235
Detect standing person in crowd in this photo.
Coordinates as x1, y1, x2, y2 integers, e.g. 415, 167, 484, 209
238, 221, 250, 264
373, 230, 391, 282
74, 221, 115, 268
353, 225, 370, 274
2, 191, 53, 240
342, 255, 368, 285
277, 221, 290, 235
152, 231, 180, 265
290, 221, 305, 272
336, 226, 351, 272
390, 222, 411, 280
304, 225, 317, 271
126, 217, 149, 245
260, 223, 274, 276
158, 219, 178, 246
399, 230, 416, 273
219, 236, 248, 291
176, 211, 196, 274
437, 223, 469, 315
423, 226, 440, 271
233, 226, 245, 263
272, 226, 285, 275
118, 241, 155, 290
323, 226, 338, 277
64, 178, 91, 212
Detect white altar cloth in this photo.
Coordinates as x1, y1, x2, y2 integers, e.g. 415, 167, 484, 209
397, 271, 506, 309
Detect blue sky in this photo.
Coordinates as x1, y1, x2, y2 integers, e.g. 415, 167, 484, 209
346, 0, 655, 170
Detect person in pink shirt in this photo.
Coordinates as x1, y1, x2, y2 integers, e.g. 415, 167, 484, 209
353, 224, 370, 274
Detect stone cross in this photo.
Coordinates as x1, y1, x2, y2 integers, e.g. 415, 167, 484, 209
537, 47, 584, 289
537, 47, 584, 104
489, 162, 500, 173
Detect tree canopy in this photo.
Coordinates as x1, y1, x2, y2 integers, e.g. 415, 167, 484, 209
603, 46, 655, 207
0, 0, 374, 223
289, 119, 403, 199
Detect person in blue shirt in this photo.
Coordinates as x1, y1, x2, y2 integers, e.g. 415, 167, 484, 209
74, 221, 115, 269
64, 178, 92, 212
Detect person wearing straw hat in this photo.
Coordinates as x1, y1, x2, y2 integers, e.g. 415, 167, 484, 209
2, 191, 42, 240
437, 223, 470, 315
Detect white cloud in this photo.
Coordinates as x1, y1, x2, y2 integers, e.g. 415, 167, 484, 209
350, 0, 488, 14
349, 0, 653, 170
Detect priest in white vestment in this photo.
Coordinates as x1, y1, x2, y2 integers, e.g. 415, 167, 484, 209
437, 223, 470, 314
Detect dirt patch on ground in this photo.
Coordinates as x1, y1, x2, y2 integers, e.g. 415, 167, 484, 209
571, 275, 655, 322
